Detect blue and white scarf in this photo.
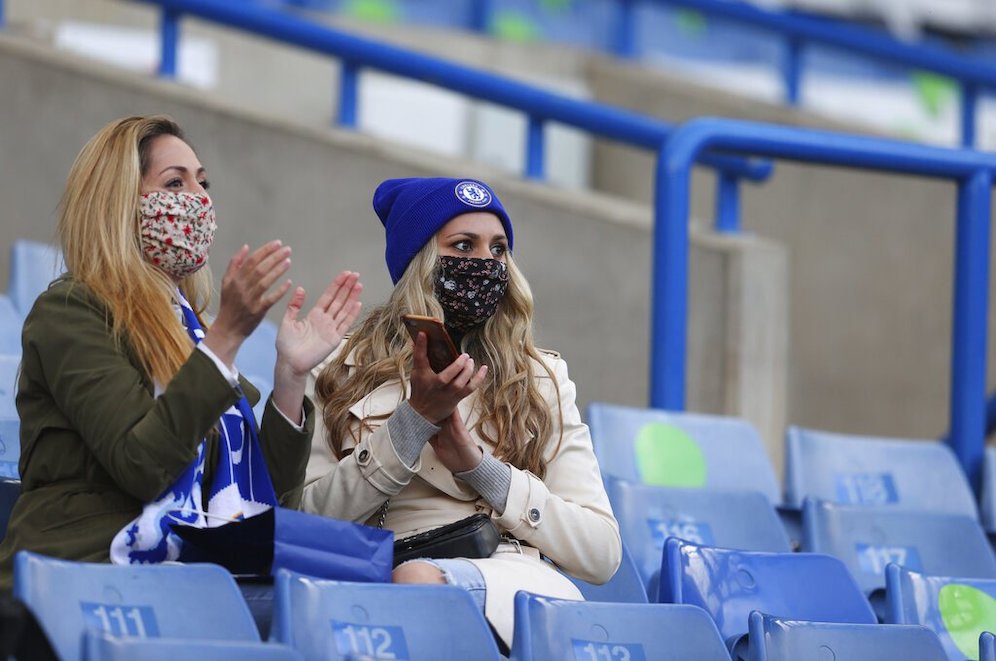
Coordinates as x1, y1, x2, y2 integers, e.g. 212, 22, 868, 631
109, 292, 277, 565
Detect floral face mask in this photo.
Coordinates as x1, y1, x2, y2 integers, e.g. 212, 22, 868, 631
138, 191, 217, 279
434, 256, 509, 333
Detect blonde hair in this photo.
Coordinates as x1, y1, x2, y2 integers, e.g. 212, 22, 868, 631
316, 242, 563, 478
58, 115, 212, 385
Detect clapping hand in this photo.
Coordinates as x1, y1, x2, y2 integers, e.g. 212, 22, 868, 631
275, 270, 363, 376
270, 270, 362, 425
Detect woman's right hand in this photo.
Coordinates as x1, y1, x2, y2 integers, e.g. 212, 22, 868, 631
202, 241, 293, 367
407, 331, 488, 425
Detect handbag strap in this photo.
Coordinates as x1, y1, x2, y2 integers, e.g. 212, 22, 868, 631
376, 499, 389, 529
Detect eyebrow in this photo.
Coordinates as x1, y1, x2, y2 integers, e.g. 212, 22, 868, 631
444, 231, 508, 242
157, 165, 207, 177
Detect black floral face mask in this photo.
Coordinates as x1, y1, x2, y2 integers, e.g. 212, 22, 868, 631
434, 256, 510, 333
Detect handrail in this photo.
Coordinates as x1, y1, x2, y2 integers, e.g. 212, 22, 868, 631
463, 0, 993, 148
116, 0, 772, 234
654, 116, 994, 488
618, 0, 994, 149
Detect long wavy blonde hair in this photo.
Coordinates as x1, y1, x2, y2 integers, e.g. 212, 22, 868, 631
316, 240, 563, 478
58, 115, 212, 385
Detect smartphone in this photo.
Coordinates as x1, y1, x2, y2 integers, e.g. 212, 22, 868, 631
402, 314, 460, 373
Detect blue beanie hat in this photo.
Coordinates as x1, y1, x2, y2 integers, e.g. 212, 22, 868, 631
373, 177, 514, 284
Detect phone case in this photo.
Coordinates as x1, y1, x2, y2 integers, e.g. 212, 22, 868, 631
402, 315, 459, 373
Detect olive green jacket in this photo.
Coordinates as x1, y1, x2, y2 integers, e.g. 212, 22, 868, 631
0, 279, 312, 589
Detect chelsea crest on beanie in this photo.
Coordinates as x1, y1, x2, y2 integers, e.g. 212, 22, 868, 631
373, 177, 514, 284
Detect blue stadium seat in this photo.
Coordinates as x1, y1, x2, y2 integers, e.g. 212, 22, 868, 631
982, 631, 996, 661
0, 353, 19, 420
659, 538, 876, 650
745, 610, 947, 661
270, 569, 502, 660
509, 591, 732, 660
801, 498, 996, 598
14, 551, 261, 661
606, 476, 790, 595
0, 354, 21, 480
0, 478, 20, 541
980, 446, 996, 532
586, 402, 780, 504
785, 426, 978, 519
0, 296, 22, 354
237, 319, 278, 420
7, 240, 64, 317
885, 564, 996, 661
84, 628, 302, 661
564, 541, 648, 603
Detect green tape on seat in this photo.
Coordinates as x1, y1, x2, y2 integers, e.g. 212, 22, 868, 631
634, 422, 706, 487
938, 582, 996, 659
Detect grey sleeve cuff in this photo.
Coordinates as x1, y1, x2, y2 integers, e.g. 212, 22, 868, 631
387, 400, 440, 467
456, 453, 512, 514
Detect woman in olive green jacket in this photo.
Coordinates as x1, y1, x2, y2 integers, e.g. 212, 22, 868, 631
0, 115, 362, 588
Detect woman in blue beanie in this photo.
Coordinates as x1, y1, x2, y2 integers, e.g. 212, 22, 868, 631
302, 177, 621, 648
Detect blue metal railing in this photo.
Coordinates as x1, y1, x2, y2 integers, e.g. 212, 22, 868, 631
614, 0, 996, 148
654, 117, 995, 487
459, 0, 994, 149
118, 0, 770, 230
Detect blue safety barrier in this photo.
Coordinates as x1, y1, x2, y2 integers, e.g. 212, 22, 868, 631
617, 0, 996, 146
459, 0, 995, 148
654, 116, 995, 489
114, 0, 772, 235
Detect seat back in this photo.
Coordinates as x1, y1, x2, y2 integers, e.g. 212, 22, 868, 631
0, 353, 19, 421
0, 478, 20, 541
659, 538, 876, 646
84, 629, 303, 661
564, 541, 648, 603
607, 477, 790, 593
746, 611, 947, 661
801, 499, 996, 596
8, 240, 64, 317
0, 354, 20, 480
980, 446, 996, 532
785, 426, 978, 518
236, 319, 278, 420
510, 591, 731, 661
885, 564, 996, 661
270, 569, 502, 660
13, 551, 259, 661
586, 402, 780, 503
0, 297, 22, 354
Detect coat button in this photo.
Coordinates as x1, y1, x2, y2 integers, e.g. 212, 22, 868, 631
528, 508, 541, 522
357, 449, 370, 463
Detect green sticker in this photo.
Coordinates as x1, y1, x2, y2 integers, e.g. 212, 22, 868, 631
492, 11, 540, 43
344, 0, 399, 24
911, 71, 956, 119
675, 9, 707, 36
634, 422, 706, 487
539, 0, 572, 11
938, 582, 996, 659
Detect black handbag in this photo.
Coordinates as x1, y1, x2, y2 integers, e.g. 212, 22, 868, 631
392, 513, 501, 567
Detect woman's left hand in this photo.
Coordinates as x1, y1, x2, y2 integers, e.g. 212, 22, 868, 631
275, 270, 363, 376
430, 410, 484, 474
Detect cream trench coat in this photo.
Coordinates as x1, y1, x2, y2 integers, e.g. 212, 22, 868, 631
301, 345, 622, 646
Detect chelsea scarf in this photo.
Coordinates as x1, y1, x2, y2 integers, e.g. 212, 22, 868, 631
109, 292, 277, 564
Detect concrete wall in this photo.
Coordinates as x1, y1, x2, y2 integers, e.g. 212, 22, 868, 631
0, 38, 789, 470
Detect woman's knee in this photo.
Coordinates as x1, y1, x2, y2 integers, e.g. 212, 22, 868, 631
392, 560, 446, 584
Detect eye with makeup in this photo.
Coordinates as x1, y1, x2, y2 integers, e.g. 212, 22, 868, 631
490, 242, 507, 258
164, 177, 210, 191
